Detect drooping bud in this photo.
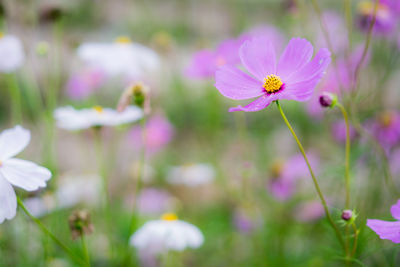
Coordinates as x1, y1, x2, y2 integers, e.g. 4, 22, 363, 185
117, 82, 149, 112
39, 5, 64, 24
341, 209, 353, 221
68, 210, 94, 240
319, 92, 337, 108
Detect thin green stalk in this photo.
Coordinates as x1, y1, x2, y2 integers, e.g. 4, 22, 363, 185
351, 222, 359, 257
344, 0, 353, 51
337, 103, 351, 209
17, 196, 88, 266
81, 235, 90, 266
6, 74, 23, 124
352, 0, 378, 93
129, 117, 147, 234
275, 101, 345, 250
93, 127, 109, 208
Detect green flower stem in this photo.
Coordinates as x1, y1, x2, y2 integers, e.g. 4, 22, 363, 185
6, 73, 23, 124
16, 196, 88, 266
353, 0, 378, 93
351, 222, 359, 257
129, 117, 147, 235
275, 101, 345, 250
336, 103, 351, 209
93, 127, 109, 209
81, 235, 91, 266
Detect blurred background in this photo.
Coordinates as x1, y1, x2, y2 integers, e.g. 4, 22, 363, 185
0, 0, 400, 266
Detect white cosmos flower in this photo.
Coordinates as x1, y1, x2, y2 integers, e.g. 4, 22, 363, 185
54, 105, 143, 130
130, 213, 204, 254
0, 126, 52, 223
56, 173, 101, 208
77, 36, 160, 79
167, 163, 215, 187
0, 34, 25, 73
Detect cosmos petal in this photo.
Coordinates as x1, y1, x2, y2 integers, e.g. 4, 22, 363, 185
215, 65, 264, 100
229, 94, 278, 112
0, 174, 17, 224
277, 38, 313, 80
239, 37, 276, 81
1, 159, 51, 191
0, 126, 30, 161
366, 219, 400, 243
391, 199, 400, 220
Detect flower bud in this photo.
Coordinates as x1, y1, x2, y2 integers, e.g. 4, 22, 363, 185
319, 92, 337, 108
117, 82, 149, 112
68, 210, 94, 240
341, 209, 353, 221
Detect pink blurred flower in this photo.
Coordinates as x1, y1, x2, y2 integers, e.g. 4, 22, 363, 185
267, 153, 319, 201
367, 199, 400, 243
233, 209, 255, 234
215, 37, 331, 112
137, 188, 174, 216
128, 114, 174, 154
317, 12, 349, 55
294, 200, 325, 222
357, 1, 397, 35
66, 68, 105, 100
390, 148, 400, 176
331, 120, 357, 144
185, 26, 284, 79
365, 111, 400, 153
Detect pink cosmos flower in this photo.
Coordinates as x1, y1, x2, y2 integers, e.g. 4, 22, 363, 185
267, 153, 319, 201
357, 1, 396, 35
367, 199, 400, 243
331, 120, 357, 144
137, 188, 174, 216
215, 37, 331, 112
66, 68, 105, 100
294, 200, 325, 222
128, 114, 174, 155
185, 26, 284, 79
365, 111, 400, 154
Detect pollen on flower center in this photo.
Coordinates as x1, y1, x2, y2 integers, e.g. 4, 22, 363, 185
93, 106, 103, 113
270, 160, 284, 178
114, 36, 132, 44
263, 74, 283, 94
161, 213, 178, 221
379, 112, 393, 127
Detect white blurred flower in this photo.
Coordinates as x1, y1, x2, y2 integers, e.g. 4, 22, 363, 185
0, 34, 25, 73
167, 163, 215, 187
0, 126, 52, 223
54, 105, 143, 130
130, 213, 204, 254
24, 194, 56, 217
56, 173, 102, 208
77, 36, 160, 79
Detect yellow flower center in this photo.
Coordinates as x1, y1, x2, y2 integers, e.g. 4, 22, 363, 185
270, 160, 284, 178
114, 36, 132, 44
358, 1, 387, 15
0, 160, 2, 167
161, 213, 178, 221
0, 32, 3, 39
263, 74, 283, 93
93, 106, 103, 113
379, 111, 393, 127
